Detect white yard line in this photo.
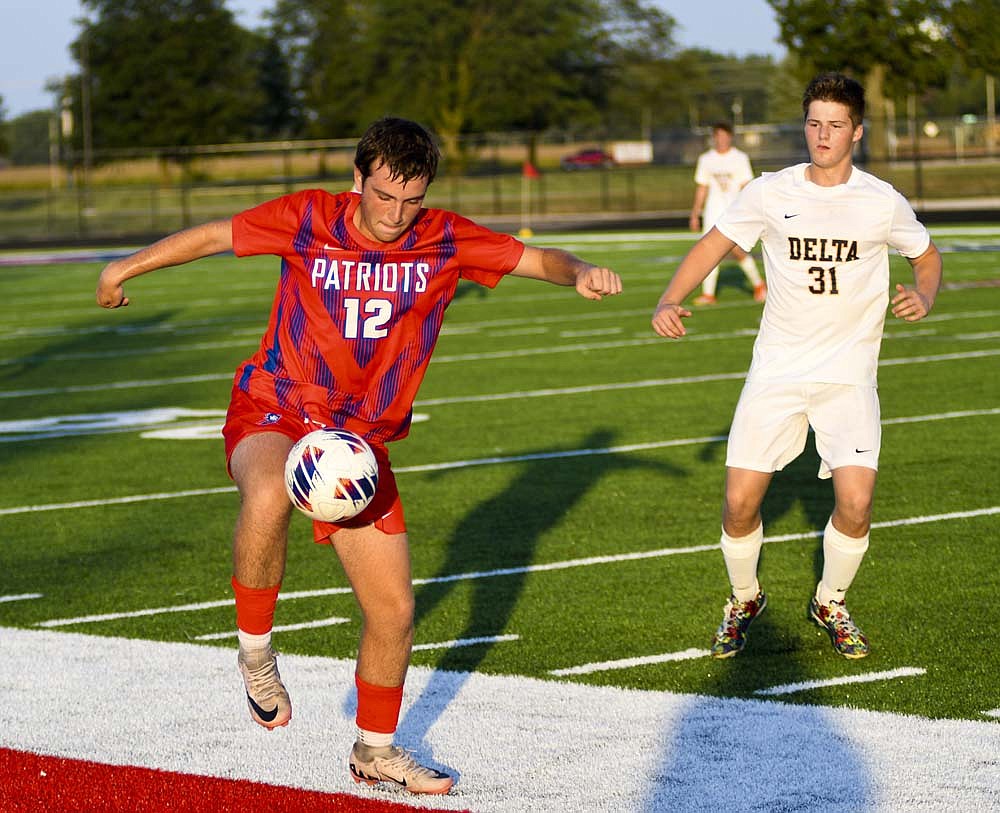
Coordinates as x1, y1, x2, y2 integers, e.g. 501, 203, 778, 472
0, 593, 43, 603
194, 616, 351, 640
754, 667, 927, 697
550, 648, 710, 676
5, 405, 999, 515
33, 506, 1000, 629
412, 634, 520, 652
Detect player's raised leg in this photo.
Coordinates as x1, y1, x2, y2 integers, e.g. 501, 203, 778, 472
230, 431, 295, 729
334, 525, 453, 795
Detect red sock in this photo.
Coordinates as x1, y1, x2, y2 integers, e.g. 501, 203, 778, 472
355, 673, 404, 734
231, 576, 280, 634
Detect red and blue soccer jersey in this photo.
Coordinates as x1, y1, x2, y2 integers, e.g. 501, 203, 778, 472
231, 189, 525, 444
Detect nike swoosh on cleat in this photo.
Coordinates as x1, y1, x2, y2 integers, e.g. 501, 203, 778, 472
246, 692, 279, 723
379, 773, 407, 787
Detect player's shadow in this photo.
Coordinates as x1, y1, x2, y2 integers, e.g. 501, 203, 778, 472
394, 427, 687, 781
646, 432, 873, 810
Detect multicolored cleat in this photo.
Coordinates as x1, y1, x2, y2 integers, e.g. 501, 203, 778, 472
809, 596, 869, 658
710, 590, 767, 658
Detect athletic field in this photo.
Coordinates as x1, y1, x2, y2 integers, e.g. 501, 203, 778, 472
1, 227, 998, 811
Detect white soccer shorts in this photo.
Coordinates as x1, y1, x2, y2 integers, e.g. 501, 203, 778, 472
725, 380, 881, 479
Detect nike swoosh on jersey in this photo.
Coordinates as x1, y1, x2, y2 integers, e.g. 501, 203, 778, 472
322, 243, 343, 251
783, 213, 800, 219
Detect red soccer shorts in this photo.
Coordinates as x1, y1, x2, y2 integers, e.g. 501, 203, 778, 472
222, 386, 406, 541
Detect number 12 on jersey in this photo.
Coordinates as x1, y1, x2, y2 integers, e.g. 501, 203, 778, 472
343, 297, 392, 338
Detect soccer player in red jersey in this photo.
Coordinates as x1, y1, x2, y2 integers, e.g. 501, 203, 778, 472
97, 117, 622, 794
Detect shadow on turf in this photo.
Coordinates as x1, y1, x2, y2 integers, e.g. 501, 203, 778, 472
649, 433, 875, 810
394, 427, 687, 783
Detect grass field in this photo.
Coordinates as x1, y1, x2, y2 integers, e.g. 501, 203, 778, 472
1, 226, 999, 808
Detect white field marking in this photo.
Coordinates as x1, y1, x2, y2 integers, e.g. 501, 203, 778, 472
754, 668, 927, 697
558, 326, 624, 338
392, 434, 728, 473
193, 616, 351, 640
6, 406, 999, 517
411, 634, 520, 652
0, 311, 1000, 390
0, 593, 42, 603
550, 647, 710, 676
0, 486, 238, 518
984, 709, 1000, 718
0, 338, 253, 366
879, 347, 1000, 367
6, 627, 1000, 813
33, 507, 1000, 629
488, 326, 549, 338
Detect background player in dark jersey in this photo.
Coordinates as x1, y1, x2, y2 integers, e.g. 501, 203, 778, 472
97, 117, 621, 795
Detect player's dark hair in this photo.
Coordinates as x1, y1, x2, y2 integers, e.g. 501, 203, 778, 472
802, 73, 865, 127
711, 121, 734, 135
355, 117, 440, 185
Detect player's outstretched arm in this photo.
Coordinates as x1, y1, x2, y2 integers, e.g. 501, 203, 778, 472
96, 219, 234, 309
652, 228, 736, 338
510, 246, 622, 300
891, 240, 942, 322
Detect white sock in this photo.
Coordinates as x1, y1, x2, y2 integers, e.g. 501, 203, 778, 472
357, 727, 394, 749
739, 255, 763, 285
702, 267, 720, 296
721, 524, 764, 601
237, 629, 271, 651
816, 518, 870, 605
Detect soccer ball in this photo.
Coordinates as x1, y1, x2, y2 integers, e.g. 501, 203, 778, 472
284, 428, 379, 522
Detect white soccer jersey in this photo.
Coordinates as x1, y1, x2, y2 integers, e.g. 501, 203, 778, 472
694, 147, 755, 227
716, 163, 931, 386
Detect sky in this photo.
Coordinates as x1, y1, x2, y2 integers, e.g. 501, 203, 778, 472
0, 1, 783, 119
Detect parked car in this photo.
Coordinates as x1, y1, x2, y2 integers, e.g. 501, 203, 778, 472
560, 148, 615, 170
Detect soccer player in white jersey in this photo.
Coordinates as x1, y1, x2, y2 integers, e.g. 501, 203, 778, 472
652, 73, 942, 659
689, 122, 766, 305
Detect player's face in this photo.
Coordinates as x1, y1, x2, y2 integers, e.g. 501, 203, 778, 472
712, 128, 732, 152
353, 161, 429, 243
804, 100, 863, 171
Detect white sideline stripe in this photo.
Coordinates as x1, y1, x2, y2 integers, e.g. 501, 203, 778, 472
412, 634, 520, 652
550, 647, 710, 676
33, 506, 1000, 629
0, 593, 43, 603
754, 667, 927, 697
193, 616, 350, 640
6, 405, 998, 518
2, 344, 999, 401
7, 627, 1000, 812
983, 709, 1000, 718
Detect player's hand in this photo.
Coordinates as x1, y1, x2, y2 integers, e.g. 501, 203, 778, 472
651, 302, 691, 338
575, 266, 622, 301
890, 283, 931, 322
96, 265, 129, 308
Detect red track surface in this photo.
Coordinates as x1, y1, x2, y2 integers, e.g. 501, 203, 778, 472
1, 748, 468, 813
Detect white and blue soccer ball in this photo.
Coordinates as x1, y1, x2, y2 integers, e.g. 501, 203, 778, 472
284, 428, 379, 522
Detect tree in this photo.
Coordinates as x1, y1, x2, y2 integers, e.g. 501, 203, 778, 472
766, 0, 953, 160
71, 0, 276, 152
268, 0, 676, 166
